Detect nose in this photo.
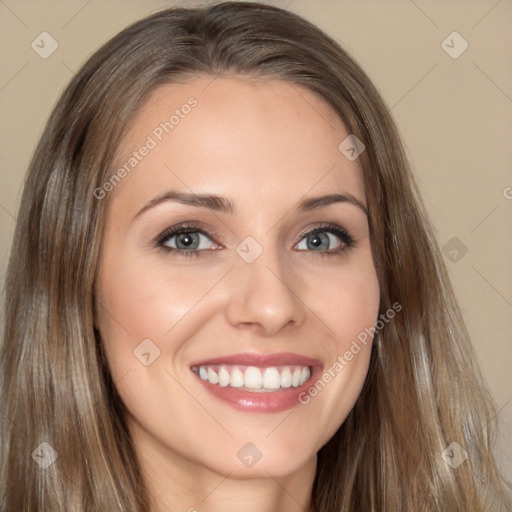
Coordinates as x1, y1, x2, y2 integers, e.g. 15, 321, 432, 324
223, 245, 307, 337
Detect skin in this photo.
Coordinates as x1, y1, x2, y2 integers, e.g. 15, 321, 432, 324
95, 75, 380, 512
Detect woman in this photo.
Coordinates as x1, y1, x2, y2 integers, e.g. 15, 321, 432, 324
1, 2, 510, 511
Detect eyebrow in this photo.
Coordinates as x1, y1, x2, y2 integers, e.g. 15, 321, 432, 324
133, 190, 368, 220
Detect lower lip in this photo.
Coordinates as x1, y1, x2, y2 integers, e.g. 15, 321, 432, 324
193, 367, 321, 413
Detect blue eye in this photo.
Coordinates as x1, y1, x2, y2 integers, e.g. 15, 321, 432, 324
156, 224, 218, 257
155, 222, 355, 257
295, 224, 354, 254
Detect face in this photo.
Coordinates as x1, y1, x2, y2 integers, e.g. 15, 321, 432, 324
95, 76, 380, 479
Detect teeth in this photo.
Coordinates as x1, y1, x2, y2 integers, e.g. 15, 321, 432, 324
207, 367, 219, 385
300, 367, 310, 385
245, 366, 263, 389
230, 368, 244, 388
292, 368, 301, 387
263, 367, 281, 389
280, 367, 292, 388
218, 367, 230, 387
194, 364, 312, 391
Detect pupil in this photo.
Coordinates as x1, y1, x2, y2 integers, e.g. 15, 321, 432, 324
179, 233, 194, 248
309, 233, 327, 250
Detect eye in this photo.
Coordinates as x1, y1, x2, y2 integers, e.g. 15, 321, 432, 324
156, 223, 220, 257
295, 223, 355, 256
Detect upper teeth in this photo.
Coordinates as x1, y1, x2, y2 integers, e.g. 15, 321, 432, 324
193, 365, 311, 392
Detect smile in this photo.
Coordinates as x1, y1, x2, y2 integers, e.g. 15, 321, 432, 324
191, 364, 312, 392
189, 352, 322, 413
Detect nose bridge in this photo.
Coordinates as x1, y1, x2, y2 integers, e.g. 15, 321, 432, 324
223, 237, 305, 335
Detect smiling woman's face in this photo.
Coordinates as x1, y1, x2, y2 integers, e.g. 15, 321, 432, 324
95, 76, 380, 480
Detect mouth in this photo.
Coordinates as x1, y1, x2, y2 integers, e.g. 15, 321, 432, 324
189, 352, 323, 413
191, 364, 312, 392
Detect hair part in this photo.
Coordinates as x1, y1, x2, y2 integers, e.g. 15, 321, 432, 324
1, 2, 510, 511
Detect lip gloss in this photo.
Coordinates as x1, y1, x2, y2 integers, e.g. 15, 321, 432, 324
190, 352, 323, 413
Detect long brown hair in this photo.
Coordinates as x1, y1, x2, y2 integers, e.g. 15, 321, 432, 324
1, 2, 510, 510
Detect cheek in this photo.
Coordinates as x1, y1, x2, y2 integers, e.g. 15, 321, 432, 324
96, 250, 212, 346
297, 258, 379, 441
313, 258, 380, 347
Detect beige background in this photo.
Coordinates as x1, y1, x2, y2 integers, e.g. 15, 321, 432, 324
1, 0, 511, 480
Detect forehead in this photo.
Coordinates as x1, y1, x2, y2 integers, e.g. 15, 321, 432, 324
109, 75, 366, 217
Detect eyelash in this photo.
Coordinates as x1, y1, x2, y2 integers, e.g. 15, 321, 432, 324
154, 222, 356, 258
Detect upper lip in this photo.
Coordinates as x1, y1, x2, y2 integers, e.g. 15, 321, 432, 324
189, 352, 323, 368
